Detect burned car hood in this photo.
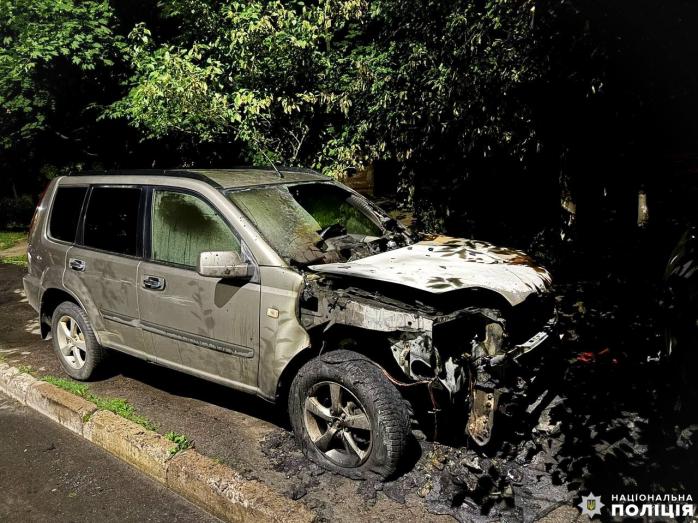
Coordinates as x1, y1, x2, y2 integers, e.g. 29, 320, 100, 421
308, 236, 552, 306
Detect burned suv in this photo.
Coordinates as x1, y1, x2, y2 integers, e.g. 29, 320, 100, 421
24, 168, 555, 479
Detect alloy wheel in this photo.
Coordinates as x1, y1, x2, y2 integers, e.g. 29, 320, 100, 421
56, 315, 87, 369
303, 381, 372, 467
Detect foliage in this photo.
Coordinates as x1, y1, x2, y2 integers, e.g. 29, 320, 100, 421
1, 0, 696, 246
0, 196, 34, 230
109, 0, 364, 170
165, 431, 192, 455
0, 0, 123, 154
108, 0, 547, 179
106, 0, 600, 230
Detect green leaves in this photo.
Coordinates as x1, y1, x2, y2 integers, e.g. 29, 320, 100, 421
0, 0, 123, 152
109, 0, 365, 170
97, 0, 549, 186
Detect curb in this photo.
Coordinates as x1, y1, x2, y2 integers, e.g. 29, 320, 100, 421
0, 363, 314, 523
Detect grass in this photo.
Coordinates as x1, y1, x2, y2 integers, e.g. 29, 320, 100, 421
0, 231, 28, 267
93, 397, 156, 431
0, 231, 26, 251
16, 364, 34, 374
42, 375, 89, 396
40, 374, 192, 455
41, 375, 156, 431
0, 254, 28, 267
165, 431, 193, 455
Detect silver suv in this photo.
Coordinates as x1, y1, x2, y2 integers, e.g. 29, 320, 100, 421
24, 168, 556, 479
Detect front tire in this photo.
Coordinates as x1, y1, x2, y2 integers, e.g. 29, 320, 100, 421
51, 301, 106, 381
288, 350, 411, 480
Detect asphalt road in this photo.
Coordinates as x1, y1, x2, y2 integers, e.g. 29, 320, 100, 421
0, 391, 218, 522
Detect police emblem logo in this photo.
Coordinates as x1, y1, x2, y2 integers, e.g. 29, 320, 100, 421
578, 493, 604, 518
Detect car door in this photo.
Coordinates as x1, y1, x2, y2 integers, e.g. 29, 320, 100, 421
63, 185, 146, 357
137, 187, 261, 391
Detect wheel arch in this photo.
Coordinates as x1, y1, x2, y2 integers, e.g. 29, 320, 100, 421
39, 287, 88, 340
274, 324, 403, 405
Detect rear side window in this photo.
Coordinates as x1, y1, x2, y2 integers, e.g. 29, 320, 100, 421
49, 186, 88, 243
151, 190, 240, 268
83, 187, 141, 256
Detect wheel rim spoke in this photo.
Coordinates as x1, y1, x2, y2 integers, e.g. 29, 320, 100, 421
305, 397, 333, 422
71, 345, 83, 365
56, 315, 86, 369
59, 319, 71, 339
342, 431, 367, 461
343, 412, 370, 431
313, 425, 338, 451
329, 383, 342, 414
61, 345, 73, 358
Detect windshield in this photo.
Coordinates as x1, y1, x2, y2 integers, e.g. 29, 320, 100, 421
227, 182, 385, 265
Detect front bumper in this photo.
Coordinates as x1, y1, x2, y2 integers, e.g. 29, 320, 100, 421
506, 311, 559, 361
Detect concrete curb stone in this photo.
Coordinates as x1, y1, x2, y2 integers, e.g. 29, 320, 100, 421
167, 449, 315, 523
25, 381, 98, 436
84, 410, 173, 484
0, 366, 37, 404
0, 364, 19, 396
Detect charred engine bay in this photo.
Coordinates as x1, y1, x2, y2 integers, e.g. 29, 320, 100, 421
265, 278, 698, 522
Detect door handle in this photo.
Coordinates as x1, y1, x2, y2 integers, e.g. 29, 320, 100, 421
143, 276, 165, 290
69, 258, 86, 272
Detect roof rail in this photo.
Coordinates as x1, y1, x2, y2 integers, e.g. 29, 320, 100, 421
66, 169, 222, 187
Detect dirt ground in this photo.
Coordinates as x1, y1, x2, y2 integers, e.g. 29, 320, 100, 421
1, 262, 696, 522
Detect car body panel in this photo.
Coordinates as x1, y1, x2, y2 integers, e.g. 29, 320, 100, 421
137, 259, 261, 391
257, 266, 310, 400
63, 245, 145, 353
309, 236, 552, 306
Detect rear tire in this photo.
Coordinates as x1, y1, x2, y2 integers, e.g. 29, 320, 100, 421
51, 301, 106, 381
288, 350, 411, 480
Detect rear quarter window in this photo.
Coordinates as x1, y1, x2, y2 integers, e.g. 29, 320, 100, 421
49, 186, 88, 243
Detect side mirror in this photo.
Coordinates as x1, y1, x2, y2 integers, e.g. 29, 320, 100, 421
197, 251, 253, 280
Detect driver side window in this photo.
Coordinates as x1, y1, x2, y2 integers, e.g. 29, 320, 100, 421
151, 190, 241, 268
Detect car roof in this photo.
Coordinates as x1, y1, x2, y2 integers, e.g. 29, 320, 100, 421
68, 167, 328, 189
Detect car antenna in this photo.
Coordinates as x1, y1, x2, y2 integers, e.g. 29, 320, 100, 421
252, 136, 284, 178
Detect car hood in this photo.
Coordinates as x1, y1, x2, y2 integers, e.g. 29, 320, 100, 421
308, 236, 552, 306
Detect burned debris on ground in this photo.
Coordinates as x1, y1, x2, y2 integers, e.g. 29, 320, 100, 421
262, 276, 698, 522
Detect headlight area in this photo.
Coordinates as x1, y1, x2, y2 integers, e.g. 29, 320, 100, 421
427, 302, 558, 446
